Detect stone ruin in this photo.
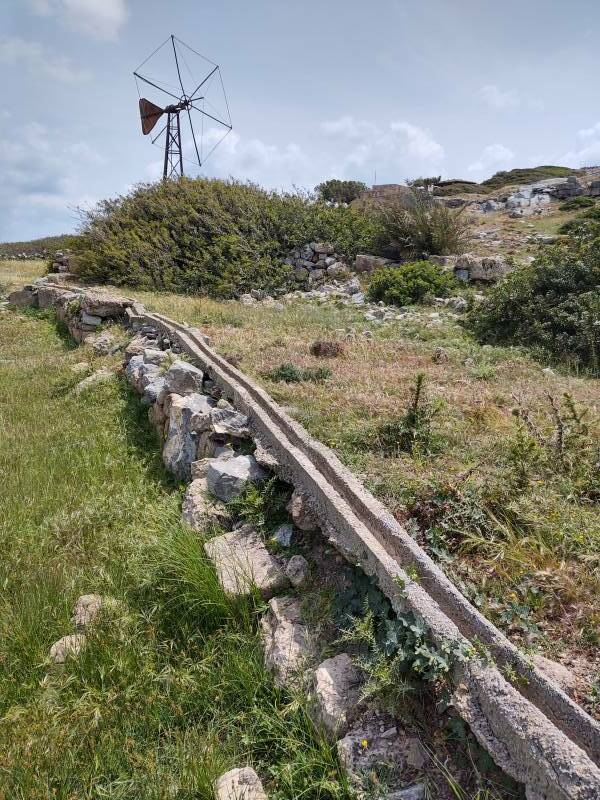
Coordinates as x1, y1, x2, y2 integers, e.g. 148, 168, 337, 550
284, 241, 350, 285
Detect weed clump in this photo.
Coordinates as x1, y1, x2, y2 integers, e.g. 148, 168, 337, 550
372, 187, 472, 259
367, 261, 457, 307
309, 340, 345, 358
263, 362, 332, 383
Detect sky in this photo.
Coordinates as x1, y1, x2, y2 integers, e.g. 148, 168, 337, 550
2, 0, 600, 241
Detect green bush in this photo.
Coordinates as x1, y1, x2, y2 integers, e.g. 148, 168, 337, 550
73, 178, 378, 298
480, 166, 573, 190
559, 196, 596, 211
558, 205, 600, 234
367, 261, 457, 307
314, 178, 367, 204
373, 187, 471, 259
466, 221, 600, 374
263, 362, 331, 383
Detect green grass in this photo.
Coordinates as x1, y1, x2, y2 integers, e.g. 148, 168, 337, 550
0, 308, 349, 799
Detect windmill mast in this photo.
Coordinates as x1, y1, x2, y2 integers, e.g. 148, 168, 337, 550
163, 111, 183, 180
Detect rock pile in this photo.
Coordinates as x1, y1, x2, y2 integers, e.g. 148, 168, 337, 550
284, 241, 350, 285
8, 276, 143, 343
48, 250, 71, 273
430, 253, 509, 282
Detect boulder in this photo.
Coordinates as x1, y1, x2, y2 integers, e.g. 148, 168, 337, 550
204, 526, 288, 599
142, 376, 167, 405
162, 394, 215, 481
312, 653, 363, 737
260, 596, 316, 687
208, 407, 251, 438
72, 594, 103, 630
286, 490, 319, 532
163, 359, 204, 395
196, 431, 235, 459
49, 634, 86, 664
8, 287, 38, 307
215, 768, 268, 800
313, 242, 335, 255
273, 523, 294, 547
81, 310, 102, 327
285, 554, 310, 588
469, 256, 510, 282
81, 294, 132, 319
354, 254, 392, 273
143, 348, 170, 366
206, 455, 268, 502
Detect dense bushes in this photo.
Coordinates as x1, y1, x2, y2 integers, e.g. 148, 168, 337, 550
466, 221, 600, 374
73, 178, 378, 298
372, 188, 471, 260
314, 178, 366, 204
367, 261, 457, 307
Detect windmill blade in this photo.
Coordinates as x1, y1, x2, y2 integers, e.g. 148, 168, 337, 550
134, 72, 180, 102
190, 103, 232, 130
171, 35, 186, 96
186, 106, 202, 166
139, 98, 165, 135
189, 65, 219, 102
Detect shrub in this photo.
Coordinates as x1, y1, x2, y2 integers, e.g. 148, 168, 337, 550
373, 187, 471, 259
481, 166, 573, 190
314, 178, 367, 204
263, 362, 331, 383
558, 205, 600, 234
73, 178, 378, 298
309, 340, 345, 358
559, 196, 596, 211
466, 221, 600, 374
367, 261, 457, 307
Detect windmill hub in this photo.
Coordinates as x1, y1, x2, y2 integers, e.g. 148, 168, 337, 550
134, 35, 232, 180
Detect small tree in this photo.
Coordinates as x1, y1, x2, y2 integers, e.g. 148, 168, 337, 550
315, 178, 367, 204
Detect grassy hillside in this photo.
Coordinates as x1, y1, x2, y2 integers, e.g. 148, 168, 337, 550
433, 166, 576, 196
0, 233, 77, 258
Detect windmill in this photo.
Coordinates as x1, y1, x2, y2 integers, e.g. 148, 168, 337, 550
134, 35, 232, 180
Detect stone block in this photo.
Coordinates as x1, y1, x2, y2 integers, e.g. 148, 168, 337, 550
260, 596, 316, 686
204, 526, 288, 599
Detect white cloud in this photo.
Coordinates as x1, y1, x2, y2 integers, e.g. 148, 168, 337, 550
0, 36, 90, 83
0, 121, 105, 239
560, 122, 600, 167
479, 84, 520, 110
30, 0, 128, 41
321, 116, 379, 141
468, 143, 515, 174
321, 116, 445, 179
578, 121, 600, 140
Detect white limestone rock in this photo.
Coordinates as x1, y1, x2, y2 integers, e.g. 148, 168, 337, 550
72, 594, 103, 630
260, 596, 316, 687
285, 554, 310, 588
49, 634, 86, 664
312, 653, 362, 737
206, 455, 268, 502
204, 526, 288, 599
215, 767, 268, 800
163, 359, 204, 395
162, 393, 215, 481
